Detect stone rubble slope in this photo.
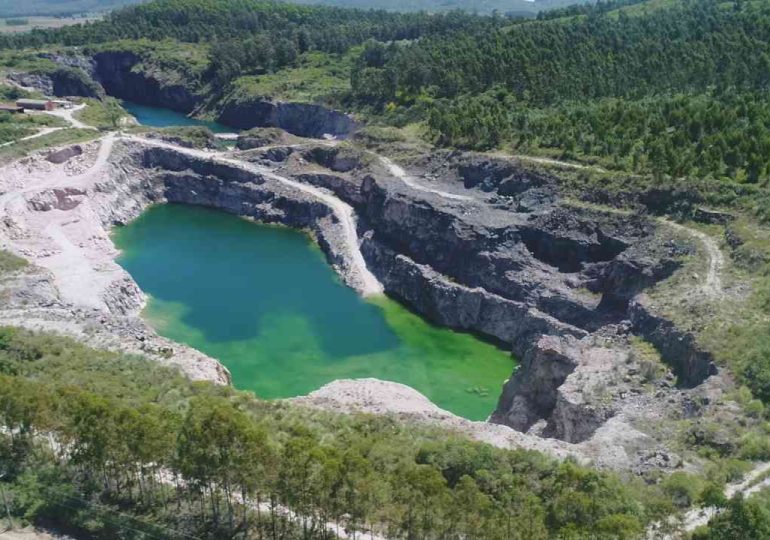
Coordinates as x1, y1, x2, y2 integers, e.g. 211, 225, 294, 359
0, 132, 746, 474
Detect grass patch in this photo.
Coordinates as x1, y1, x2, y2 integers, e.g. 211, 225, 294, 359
226, 50, 354, 106
0, 250, 27, 275
88, 39, 210, 82
0, 109, 67, 143
73, 97, 127, 130
0, 127, 100, 164
0, 48, 57, 73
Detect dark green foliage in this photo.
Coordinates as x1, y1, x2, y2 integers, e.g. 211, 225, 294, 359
0, 0, 140, 17
0, 327, 673, 538
0, 0, 500, 103
428, 90, 770, 183
694, 492, 770, 540
382, 0, 770, 103
0, 0, 590, 18
740, 341, 770, 407
346, 0, 770, 186
0, 250, 28, 275
0, 0, 496, 57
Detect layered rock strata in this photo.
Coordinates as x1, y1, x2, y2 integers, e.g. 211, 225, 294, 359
0, 135, 730, 470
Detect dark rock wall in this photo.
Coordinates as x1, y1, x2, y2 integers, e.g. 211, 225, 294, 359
629, 297, 717, 387
93, 52, 200, 113
218, 98, 356, 139
125, 142, 722, 447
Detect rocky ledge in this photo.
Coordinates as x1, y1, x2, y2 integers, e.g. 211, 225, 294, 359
255, 143, 735, 470
16, 51, 357, 139
0, 134, 736, 471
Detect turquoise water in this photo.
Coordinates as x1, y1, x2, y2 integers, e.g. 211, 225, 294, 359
122, 101, 233, 133
114, 204, 515, 420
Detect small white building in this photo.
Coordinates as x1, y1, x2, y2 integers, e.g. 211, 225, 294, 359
52, 99, 74, 109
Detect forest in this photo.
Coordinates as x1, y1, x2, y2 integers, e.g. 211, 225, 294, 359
351, 0, 770, 184
6, 0, 770, 183
0, 326, 682, 539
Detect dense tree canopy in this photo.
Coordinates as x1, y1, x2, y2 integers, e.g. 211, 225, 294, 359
0, 327, 675, 538
345, 0, 770, 183
0, 0, 498, 52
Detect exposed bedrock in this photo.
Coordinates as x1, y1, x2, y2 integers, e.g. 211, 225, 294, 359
88, 139, 722, 454
93, 51, 200, 113
629, 295, 718, 387
489, 334, 618, 443
275, 147, 720, 447
360, 237, 588, 351
356, 173, 675, 333
8, 66, 103, 99
218, 98, 356, 139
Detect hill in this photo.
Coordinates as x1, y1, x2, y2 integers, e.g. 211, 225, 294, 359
0, 0, 146, 17
0, 0, 593, 17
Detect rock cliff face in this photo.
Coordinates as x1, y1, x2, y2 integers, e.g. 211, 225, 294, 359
100, 141, 367, 297
262, 145, 725, 458
92, 51, 200, 112
8, 67, 103, 99
26, 135, 712, 464
0, 133, 731, 469
17, 51, 358, 139
218, 98, 356, 139
629, 296, 718, 387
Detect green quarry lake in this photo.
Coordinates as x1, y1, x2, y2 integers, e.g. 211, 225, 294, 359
113, 102, 514, 419
122, 101, 233, 133
114, 205, 514, 419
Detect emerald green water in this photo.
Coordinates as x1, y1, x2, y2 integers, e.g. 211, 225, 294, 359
114, 203, 513, 420
122, 101, 233, 133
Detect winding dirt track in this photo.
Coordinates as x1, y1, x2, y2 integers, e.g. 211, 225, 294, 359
647, 462, 770, 538
44, 103, 94, 130
125, 136, 384, 296
378, 155, 475, 202
661, 219, 724, 298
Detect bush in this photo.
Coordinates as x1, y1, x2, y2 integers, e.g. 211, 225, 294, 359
741, 341, 770, 404
662, 472, 704, 508
699, 483, 728, 508
695, 493, 770, 540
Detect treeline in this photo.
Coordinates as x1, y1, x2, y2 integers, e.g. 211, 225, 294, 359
535, 0, 646, 21
427, 90, 770, 183
0, 0, 139, 17
0, 0, 497, 55
367, 0, 770, 104
0, 0, 500, 93
0, 326, 678, 538
347, 0, 770, 183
